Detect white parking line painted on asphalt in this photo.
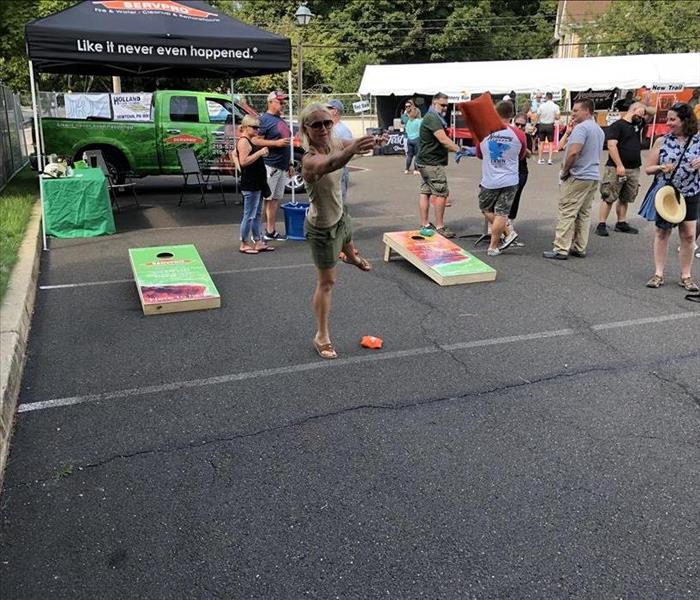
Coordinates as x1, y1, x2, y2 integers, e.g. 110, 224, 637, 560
39, 256, 386, 290
590, 312, 698, 330
17, 312, 698, 413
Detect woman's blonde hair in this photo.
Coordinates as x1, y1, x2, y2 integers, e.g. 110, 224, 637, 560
240, 115, 260, 128
299, 102, 341, 152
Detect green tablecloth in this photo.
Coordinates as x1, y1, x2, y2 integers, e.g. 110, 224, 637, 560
42, 168, 116, 238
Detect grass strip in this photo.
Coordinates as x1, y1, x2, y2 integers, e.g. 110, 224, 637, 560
0, 166, 38, 301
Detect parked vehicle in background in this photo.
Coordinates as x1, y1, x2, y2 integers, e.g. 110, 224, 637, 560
41, 90, 305, 191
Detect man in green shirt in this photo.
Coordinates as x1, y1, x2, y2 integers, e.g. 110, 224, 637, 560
416, 92, 460, 238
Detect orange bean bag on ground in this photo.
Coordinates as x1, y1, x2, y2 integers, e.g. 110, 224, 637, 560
457, 93, 504, 143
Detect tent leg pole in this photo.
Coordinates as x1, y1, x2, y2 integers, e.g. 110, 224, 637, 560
650, 94, 659, 148
29, 60, 48, 251
288, 70, 295, 205
230, 78, 238, 197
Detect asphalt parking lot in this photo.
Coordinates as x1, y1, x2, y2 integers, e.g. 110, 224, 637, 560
1, 152, 698, 599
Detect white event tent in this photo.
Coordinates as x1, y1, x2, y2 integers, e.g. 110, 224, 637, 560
358, 53, 700, 97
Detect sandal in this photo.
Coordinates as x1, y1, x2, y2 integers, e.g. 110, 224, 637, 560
678, 277, 699, 292
341, 254, 372, 271
254, 242, 275, 252
338, 248, 360, 262
645, 275, 664, 288
239, 245, 259, 254
313, 339, 338, 360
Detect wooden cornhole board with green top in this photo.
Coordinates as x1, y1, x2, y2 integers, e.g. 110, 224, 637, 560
383, 230, 497, 286
128, 245, 221, 315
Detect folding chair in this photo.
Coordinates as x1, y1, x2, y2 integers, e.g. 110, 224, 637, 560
177, 148, 226, 207
84, 149, 139, 212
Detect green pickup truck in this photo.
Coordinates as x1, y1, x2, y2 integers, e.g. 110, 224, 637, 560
42, 90, 304, 189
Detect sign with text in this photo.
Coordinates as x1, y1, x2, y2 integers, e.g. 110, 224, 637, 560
572, 89, 616, 110
651, 83, 684, 92
352, 100, 371, 114
65, 93, 111, 119
111, 93, 152, 121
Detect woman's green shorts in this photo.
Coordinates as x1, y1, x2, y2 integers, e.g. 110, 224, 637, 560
304, 211, 353, 269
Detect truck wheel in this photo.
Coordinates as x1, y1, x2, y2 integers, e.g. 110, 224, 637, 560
102, 153, 127, 184
77, 147, 128, 184
285, 152, 305, 194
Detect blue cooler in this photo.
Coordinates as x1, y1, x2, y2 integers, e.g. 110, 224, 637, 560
281, 202, 309, 241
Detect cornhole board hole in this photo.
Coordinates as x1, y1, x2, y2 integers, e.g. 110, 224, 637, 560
383, 231, 497, 286
128, 244, 221, 315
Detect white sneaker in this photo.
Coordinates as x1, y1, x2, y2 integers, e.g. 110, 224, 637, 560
498, 230, 519, 251
404, 170, 410, 174
487, 248, 502, 257
537, 159, 545, 165
547, 160, 553, 165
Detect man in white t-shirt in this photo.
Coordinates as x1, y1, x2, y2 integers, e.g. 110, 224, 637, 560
476, 101, 527, 256
536, 92, 560, 165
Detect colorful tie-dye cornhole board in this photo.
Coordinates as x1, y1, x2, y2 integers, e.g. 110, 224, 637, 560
383, 231, 496, 286
129, 245, 221, 315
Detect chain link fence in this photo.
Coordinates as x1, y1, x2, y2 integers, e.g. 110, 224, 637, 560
240, 93, 378, 137
0, 83, 31, 191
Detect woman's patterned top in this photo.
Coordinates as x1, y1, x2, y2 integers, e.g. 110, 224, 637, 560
658, 132, 700, 197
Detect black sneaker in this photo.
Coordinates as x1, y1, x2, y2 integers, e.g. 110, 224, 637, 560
614, 222, 638, 234
595, 223, 609, 237
263, 230, 287, 241
436, 226, 456, 239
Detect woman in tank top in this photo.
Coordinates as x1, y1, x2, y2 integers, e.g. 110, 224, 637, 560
300, 103, 376, 359
644, 103, 700, 291
237, 115, 273, 254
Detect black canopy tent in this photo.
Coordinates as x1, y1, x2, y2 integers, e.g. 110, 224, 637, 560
25, 0, 293, 249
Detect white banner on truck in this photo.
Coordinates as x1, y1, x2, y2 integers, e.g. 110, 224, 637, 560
111, 93, 153, 121
65, 93, 111, 119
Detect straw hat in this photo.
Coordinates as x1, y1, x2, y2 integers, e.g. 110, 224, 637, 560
655, 185, 686, 224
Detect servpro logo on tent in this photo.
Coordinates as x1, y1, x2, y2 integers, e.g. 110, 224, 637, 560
92, 1, 219, 21
164, 134, 204, 144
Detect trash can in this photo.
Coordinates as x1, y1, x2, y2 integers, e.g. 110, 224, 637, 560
281, 202, 309, 241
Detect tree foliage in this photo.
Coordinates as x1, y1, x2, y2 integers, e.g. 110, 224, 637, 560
575, 0, 700, 56
6, 0, 696, 97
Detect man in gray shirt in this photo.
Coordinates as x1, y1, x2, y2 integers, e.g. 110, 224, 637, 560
544, 98, 605, 259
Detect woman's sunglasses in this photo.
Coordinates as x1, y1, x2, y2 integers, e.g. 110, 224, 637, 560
307, 119, 334, 130
514, 122, 526, 128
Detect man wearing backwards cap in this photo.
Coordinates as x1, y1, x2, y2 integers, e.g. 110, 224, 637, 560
252, 90, 293, 241
326, 99, 353, 203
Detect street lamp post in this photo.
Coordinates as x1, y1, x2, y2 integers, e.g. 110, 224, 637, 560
294, 4, 313, 111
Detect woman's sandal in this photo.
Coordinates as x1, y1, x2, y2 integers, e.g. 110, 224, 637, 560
678, 277, 699, 292
313, 339, 338, 360
254, 242, 275, 252
341, 254, 372, 271
645, 274, 664, 288
239, 245, 259, 254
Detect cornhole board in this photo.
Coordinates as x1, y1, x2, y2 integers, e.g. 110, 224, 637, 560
128, 244, 221, 315
383, 230, 497, 286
